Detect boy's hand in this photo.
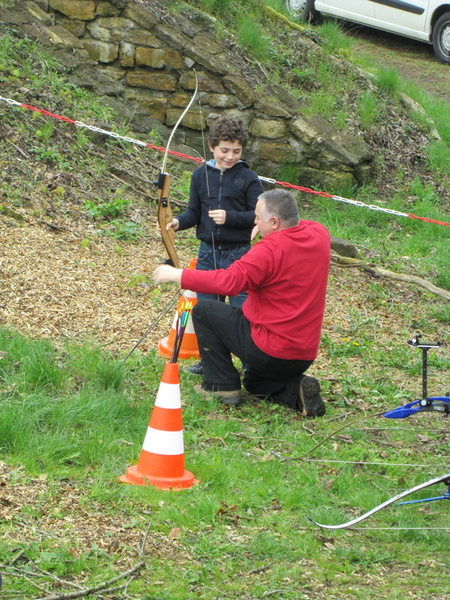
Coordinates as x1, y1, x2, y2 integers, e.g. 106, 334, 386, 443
156, 218, 179, 233
208, 209, 226, 225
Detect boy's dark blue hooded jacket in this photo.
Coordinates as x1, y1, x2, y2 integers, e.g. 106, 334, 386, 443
176, 160, 263, 249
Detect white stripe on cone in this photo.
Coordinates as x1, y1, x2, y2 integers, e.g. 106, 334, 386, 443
142, 427, 184, 455
155, 381, 181, 409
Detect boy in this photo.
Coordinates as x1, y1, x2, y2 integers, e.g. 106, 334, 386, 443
165, 116, 263, 374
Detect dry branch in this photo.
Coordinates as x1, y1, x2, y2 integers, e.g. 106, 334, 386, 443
32, 560, 145, 600
331, 253, 450, 301
0, 521, 153, 600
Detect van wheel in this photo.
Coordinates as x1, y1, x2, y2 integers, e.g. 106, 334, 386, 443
284, 0, 317, 22
432, 12, 450, 63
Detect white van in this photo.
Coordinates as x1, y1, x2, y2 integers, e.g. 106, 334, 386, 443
284, 0, 450, 63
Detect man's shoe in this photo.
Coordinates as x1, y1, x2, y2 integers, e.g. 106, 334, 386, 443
193, 384, 242, 406
299, 376, 326, 417
188, 362, 204, 375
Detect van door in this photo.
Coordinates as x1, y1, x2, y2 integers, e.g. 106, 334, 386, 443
315, 1, 375, 19
373, 0, 430, 40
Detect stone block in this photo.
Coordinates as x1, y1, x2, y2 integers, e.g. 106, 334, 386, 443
119, 43, 135, 68
127, 71, 178, 92
191, 34, 222, 55
45, 24, 85, 48
251, 118, 286, 139
290, 115, 318, 145
170, 92, 195, 107
126, 30, 160, 47
82, 39, 118, 63
166, 108, 205, 131
300, 167, 357, 190
49, 0, 96, 21
331, 237, 360, 258
223, 75, 254, 107
88, 18, 136, 42
123, 89, 167, 122
156, 22, 190, 51
98, 66, 126, 82
122, 4, 159, 32
258, 141, 302, 163
255, 98, 292, 118
34, 0, 49, 10
25, 1, 53, 25
60, 18, 86, 38
179, 71, 225, 93
207, 94, 237, 108
96, 2, 121, 17
135, 47, 183, 70
186, 46, 229, 75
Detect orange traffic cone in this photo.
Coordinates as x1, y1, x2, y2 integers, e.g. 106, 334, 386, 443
119, 361, 198, 490
158, 258, 200, 360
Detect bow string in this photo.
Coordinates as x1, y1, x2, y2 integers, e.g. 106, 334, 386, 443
155, 71, 199, 268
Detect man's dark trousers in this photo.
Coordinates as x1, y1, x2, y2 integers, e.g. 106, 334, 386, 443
192, 299, 313, 410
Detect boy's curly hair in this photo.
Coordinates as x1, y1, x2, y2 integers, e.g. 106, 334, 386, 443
208, 116, 249, 150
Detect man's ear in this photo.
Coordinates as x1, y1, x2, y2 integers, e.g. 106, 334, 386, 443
272, 216, 281, 231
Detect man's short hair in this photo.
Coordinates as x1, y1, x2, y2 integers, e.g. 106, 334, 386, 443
259, 189, 299, 227
208, 116, 249, 150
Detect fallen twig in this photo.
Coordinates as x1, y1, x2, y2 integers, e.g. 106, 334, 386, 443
331, 253, 450, 301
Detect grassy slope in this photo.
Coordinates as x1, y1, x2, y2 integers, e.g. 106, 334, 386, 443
0, 2, 449, 599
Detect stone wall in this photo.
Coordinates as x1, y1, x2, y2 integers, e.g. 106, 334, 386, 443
5, 0, 375, 188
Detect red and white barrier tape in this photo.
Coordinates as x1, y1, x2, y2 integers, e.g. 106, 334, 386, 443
1, 94, 448, 228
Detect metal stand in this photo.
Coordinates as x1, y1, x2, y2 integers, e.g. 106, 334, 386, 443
384, 335, 449, 419
409, 334, 443, 402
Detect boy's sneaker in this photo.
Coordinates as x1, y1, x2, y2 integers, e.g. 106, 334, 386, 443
188, 362, 204, 375
299, 376, 326, 417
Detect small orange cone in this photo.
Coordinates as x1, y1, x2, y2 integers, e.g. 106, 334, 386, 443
158, 258, 200, 360
119, 361, 198, 490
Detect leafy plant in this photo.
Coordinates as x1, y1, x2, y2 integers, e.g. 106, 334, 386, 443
85, 196, 130, 220
102, 219, 141, 240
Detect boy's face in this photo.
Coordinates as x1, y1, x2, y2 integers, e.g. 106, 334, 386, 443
209, 139, 243, 171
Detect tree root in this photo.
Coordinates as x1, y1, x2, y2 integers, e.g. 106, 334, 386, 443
331, 253, 450, 301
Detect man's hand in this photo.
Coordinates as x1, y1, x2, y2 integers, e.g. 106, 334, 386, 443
153, 264, 182, 286
208, 209, 226, 225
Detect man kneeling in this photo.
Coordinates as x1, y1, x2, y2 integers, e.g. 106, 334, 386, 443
153, 189, 330, 417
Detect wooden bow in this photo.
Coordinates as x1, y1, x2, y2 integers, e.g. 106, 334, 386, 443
155, 72, 199, 268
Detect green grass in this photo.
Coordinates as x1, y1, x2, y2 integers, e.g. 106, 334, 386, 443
0, 323, 449, 599
237, 15, 271, 61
